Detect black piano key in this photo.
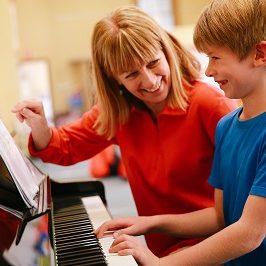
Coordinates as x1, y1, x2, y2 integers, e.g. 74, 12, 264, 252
58, 249, 104, 260
57, 252, 107, 264
56, 238, 98, 246
52, 196, 108, 266
55, 233, 95, 242
57, 248, 104, 261
55, 221, 93, 230
55, 225, 92, 235
57, 245, 100, 255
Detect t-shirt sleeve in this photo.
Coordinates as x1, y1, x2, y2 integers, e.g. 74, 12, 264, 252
250, 141, 266, 197
208, 119, 224, 189
208, 112, 234, 189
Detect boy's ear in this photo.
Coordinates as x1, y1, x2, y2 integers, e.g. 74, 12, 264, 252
254, 41, 266, 66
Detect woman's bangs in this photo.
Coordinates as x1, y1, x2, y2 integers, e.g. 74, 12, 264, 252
108, 33, 161, 75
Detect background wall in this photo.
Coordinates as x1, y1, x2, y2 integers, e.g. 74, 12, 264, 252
0, 0, 19, 131
15, 0, 133, 117
173, 0, 210, 25
0, 0, 210, 148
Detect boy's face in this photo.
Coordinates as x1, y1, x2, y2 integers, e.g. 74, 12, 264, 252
204, 45, 258, 100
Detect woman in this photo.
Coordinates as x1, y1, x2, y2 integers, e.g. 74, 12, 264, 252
12, 6, 236, 257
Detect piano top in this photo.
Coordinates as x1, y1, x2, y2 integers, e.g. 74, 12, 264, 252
0, 209, 51, 266
0, 180, 106, 266
0, 180, 137, 266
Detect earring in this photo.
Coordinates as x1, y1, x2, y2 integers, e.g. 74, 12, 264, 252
119, 89, 123, 95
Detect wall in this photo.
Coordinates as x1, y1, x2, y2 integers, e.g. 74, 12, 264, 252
0, 0, 19, 131
16, 0, 133, 118
1, 0, 210, 134
173, 0, 210, 25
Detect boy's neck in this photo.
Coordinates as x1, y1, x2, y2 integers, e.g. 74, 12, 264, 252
239, 73, 266, 120
240, 93, 266, 120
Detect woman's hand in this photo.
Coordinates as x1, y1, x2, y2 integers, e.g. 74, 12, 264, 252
95, 216, 155, 239
110, 234, 160, 266
12, 99, 51, 150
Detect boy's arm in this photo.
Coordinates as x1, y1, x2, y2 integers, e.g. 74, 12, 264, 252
96, 189, 224, 239
160, 194, 266, 265
154, 189, 224, 237
110, 192, 266, 266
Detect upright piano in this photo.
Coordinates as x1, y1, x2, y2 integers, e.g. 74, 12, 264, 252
0, 180, 137, 266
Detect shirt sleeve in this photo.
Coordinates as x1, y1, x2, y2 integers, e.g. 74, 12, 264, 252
28, 106, 113, 165
250, 140, 266, 197
208, 119, 224, 189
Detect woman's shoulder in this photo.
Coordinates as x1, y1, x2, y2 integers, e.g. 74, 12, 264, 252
190, 80, 225, 98
83, 105, 100, 118
188, 80, 237, 111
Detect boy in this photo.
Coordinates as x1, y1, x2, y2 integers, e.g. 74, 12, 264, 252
95, 0, 266, 265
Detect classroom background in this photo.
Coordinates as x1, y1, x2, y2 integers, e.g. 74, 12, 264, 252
1, 0, 212, 150
0, 1, 226, 265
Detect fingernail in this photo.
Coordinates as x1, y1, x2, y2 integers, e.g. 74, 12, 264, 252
113, 232, 119, 238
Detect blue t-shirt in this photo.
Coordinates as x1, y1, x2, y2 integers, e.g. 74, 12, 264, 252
209, 108, 266, 265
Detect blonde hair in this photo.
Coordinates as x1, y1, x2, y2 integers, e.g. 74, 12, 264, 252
194, 0, 266, 60
92, 6, 200, 138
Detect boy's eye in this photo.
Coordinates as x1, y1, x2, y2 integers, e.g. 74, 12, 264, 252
208, 55, 220, 60
206, 54, 220, 61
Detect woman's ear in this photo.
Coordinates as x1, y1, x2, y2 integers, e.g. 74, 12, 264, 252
254, 41, 266, 66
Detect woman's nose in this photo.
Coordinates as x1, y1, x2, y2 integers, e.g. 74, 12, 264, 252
141, 69, 157, 89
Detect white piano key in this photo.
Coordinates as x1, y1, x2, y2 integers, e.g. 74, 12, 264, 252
82, 196, 138, 266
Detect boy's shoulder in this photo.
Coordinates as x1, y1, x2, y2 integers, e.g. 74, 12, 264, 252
216, 108, 241, 131
219, 108, 240, 123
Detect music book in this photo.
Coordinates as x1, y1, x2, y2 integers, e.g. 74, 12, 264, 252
0, 119, 51, 245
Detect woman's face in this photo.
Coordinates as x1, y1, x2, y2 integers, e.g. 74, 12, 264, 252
116, 50, 171, 114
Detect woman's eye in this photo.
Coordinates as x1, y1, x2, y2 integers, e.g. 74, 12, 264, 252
148, 59, 159, 68
125, 71, 138, 79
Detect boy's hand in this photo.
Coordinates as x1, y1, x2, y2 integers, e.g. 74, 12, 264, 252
110, 234, 160, 266
95, 216, 152, 239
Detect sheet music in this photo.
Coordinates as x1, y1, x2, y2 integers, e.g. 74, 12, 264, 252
0, 120, 45, 208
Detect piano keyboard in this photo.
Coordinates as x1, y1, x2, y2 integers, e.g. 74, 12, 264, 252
82, 196, 138, 266
52, 195, 137, 266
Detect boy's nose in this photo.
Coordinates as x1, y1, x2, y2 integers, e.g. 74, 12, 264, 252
205, 63, 214, 77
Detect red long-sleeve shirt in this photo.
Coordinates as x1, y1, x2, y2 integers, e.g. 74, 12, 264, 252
29, 81, 237, 256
